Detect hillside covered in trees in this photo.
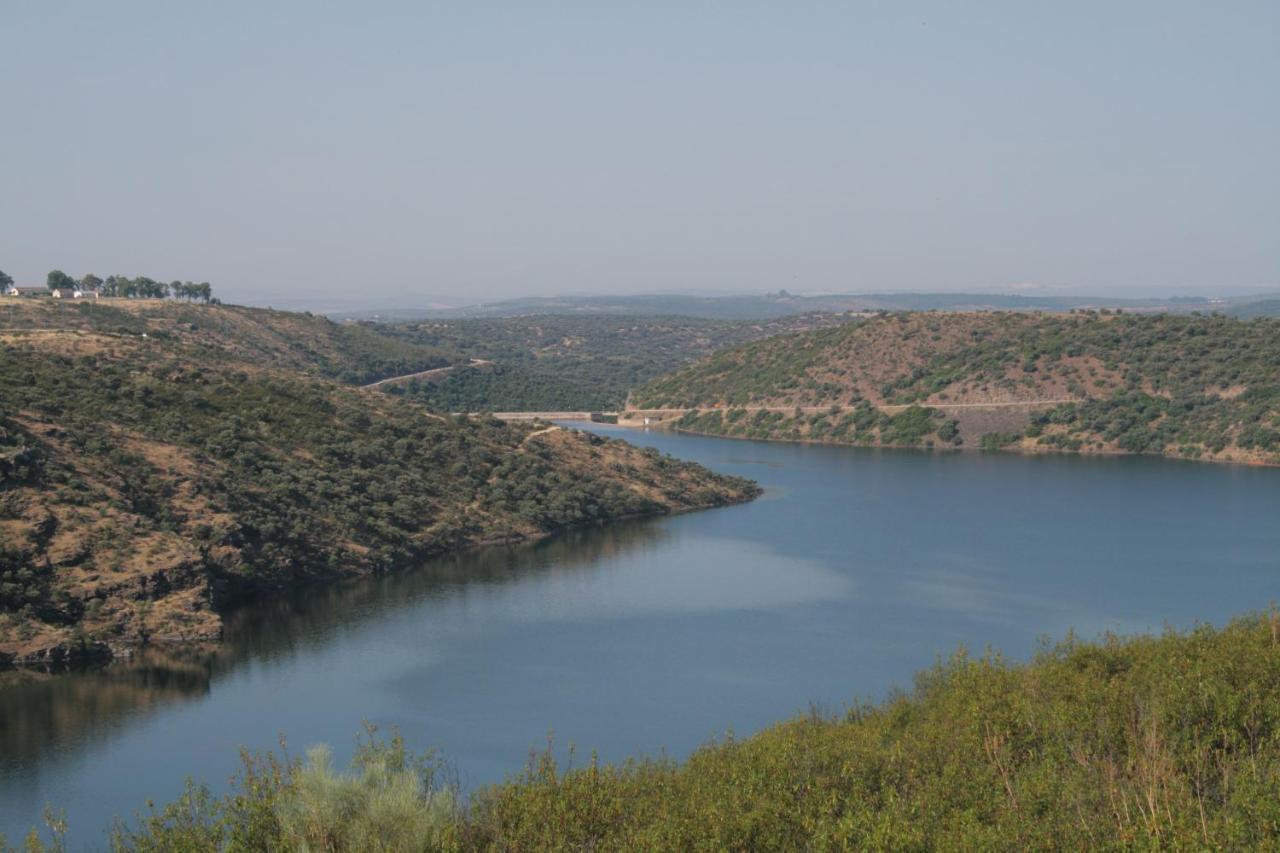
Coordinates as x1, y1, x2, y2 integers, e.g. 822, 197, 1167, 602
633, 312, 1280, 465
373, 313, 856, 411
0, 301, 759, 666
65, 611, 1280, 850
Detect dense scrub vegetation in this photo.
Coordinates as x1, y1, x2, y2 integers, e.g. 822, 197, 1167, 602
390, 362, 611, 413
673, 404, 960, 448
0, 302, 758, 664
25, 611, 1280, 850
377, 313, 856, 411
635, 312, 1280, 464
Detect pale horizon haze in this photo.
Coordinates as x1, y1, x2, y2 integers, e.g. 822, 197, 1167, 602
2, 2, 1277, 308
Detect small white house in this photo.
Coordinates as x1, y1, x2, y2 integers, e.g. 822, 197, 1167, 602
72, 287, 98, 299
51, 288, 64, 299
3, 284, 17, 297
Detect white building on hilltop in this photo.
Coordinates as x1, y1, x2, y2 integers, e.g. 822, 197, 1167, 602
5, 285, 47, 297
50, 287, 98, 299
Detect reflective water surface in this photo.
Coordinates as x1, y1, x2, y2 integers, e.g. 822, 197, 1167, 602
3, 425, 1278, 845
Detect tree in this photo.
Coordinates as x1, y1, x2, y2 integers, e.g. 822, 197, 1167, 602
46, 270, 75, 292
131, 276, 168, 299
104, 275, 129, 297
0, 269, 12, 289
80, 273, 103, 293
177, 281, 215, 303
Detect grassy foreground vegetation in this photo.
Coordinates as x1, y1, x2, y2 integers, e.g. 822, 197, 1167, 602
12, 611, 1280, 850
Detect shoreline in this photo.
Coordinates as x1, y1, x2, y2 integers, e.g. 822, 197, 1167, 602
636, 420, 1280, 470
0, 482, 760, 674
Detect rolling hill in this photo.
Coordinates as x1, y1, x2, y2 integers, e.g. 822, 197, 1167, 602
0, 299, 759, 666
373, 313, 859, 411
0, 298, 462, 385
631, 311, 1280, 465
1230, 298, 1280, 319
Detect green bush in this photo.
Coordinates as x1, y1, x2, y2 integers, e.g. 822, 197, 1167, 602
104, 727, 456, 853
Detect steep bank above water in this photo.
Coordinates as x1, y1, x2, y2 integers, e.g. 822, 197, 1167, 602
0, 302, 759, 666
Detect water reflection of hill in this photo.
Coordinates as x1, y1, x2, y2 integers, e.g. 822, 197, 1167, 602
0, 645, 217, 771
0, 519, 666, 776
220, 519, 668, 664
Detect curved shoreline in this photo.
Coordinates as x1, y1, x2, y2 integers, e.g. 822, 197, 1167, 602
652, 420, 1280, 469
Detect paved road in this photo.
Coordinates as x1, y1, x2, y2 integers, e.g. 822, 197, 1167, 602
362, 358, 491, 389
486, 411, 597, 421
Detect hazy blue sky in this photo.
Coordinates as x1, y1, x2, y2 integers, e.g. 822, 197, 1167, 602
2, 2, 1277, 306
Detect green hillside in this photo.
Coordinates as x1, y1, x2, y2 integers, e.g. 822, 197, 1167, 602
0, 301, 759, 666
633, 312, 1280, 464
373, 313, 856, 411
1231, 298, 1280, 319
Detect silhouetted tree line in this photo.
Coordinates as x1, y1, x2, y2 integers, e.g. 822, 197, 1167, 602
44, 269, 215, 302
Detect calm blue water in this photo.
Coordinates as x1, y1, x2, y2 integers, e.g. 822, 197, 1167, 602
2, 425, 1278, 846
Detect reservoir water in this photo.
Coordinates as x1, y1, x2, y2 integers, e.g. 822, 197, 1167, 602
3, 425, 1279, 845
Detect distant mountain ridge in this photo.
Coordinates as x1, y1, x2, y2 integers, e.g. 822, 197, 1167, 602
357, 291, 1266, 322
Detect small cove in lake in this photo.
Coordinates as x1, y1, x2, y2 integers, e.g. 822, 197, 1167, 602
2, 423, 1278, 845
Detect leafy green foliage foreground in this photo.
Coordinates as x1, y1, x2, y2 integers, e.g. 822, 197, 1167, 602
34, 612, 1280, 850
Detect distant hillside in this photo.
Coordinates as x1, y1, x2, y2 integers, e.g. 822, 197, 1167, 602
374, 313, 858, 411
632, 312, 1280, 465
1230, 298, 1280, 319
403, 291, 1217, 322
0, 301, 759, 665
414, 294, 806, 321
